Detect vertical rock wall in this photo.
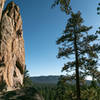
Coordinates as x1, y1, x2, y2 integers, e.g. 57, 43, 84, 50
0, 1, 25, 90
0, 0, 5, 20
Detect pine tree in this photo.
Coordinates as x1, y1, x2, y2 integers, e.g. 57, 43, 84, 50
97, 3, 100, 15
55, 76, 67, 100
56, 11, 100, 100
52, 0, 71, 14
23, 66, 33, 87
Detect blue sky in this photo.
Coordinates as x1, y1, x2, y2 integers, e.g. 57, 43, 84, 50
5, 0, 100, 76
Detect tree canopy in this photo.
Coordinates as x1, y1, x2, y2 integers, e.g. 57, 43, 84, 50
52, 0, 71, 14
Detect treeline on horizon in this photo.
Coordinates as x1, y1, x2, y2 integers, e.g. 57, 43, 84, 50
24, 0, 100, 100
34, 77, 100, 100
24, 74, 100, 100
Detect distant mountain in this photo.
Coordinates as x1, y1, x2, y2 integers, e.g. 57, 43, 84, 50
30, 75, 92, 85
30, 75, 59, 84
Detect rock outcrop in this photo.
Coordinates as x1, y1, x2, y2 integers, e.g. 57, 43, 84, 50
0, 87, 44, 100
0, 0, 5, 20
0, 1, 25, 90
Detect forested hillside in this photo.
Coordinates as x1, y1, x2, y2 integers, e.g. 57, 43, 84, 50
30, 76, 59, 84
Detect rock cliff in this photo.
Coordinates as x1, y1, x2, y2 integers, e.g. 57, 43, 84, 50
0, 0, 5, 20
0, 1, 25, 90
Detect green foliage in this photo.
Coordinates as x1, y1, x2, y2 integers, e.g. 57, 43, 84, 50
55, 76, 68, 100
56, 11, 100, 99
50, 1, 100, 100
23, 66, 33, 87
34, 81, 100, 100
34, 83, 56, 100
97, 3, 100, 15
52, 0, 71, 14
81, 87, 97, 100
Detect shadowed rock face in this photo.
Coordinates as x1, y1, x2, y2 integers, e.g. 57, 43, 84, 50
0, 87, 44, 100
0, 1, 25, 90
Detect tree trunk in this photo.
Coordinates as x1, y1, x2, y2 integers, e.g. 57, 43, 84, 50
74, 32, 81, 100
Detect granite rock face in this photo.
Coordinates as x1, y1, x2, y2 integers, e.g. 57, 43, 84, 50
0, 1, 25, 90
0, 0, 5, 20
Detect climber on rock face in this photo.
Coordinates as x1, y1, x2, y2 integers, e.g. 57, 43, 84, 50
17, 29, 22, 37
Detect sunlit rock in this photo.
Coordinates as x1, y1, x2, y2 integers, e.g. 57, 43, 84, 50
0, 1, 25, 91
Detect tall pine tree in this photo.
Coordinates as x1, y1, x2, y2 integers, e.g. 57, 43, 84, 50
56, 11, 100, 100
